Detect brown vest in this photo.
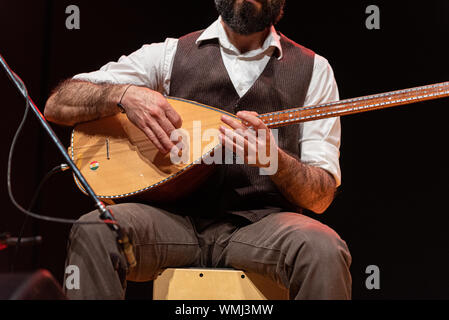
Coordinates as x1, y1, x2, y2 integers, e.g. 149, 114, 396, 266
169, 30, 315, 222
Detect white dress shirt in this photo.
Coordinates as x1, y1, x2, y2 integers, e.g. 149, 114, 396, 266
73, 17, 342, 186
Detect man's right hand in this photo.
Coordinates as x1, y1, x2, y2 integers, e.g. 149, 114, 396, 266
120, 86, 183, 154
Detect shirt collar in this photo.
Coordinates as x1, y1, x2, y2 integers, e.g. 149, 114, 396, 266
196, 17, 283, 60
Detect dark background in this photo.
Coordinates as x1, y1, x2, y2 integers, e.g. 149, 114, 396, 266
0, 0, 448, 299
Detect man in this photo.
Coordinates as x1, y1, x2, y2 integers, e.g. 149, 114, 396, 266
45, 0, 351, 299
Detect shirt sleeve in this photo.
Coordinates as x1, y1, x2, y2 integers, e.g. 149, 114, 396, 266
72, 38, 178, 95
299, 54, 342, 186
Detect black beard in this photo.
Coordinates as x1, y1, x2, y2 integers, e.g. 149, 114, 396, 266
215, 0, 285, 35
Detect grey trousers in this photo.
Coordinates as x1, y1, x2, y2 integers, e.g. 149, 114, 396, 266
64, 203, 352, 300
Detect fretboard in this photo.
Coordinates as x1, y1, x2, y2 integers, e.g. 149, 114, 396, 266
258, 82, 449, 128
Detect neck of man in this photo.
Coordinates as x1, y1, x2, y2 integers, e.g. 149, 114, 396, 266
221, 19, 270, 54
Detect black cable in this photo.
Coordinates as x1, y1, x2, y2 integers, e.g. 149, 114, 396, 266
28, 165, 68, 214
2, 55, 136, 271
5, 67, 114, 226
10, 164, 68, 272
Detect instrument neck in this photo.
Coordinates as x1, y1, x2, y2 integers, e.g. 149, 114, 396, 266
258, 82, 449, 128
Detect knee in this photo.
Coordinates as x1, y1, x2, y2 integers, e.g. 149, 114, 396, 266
69, 209, 113, 245
286, 221, 351, 269
70, 203, 149, 243
68, 202, 138, 243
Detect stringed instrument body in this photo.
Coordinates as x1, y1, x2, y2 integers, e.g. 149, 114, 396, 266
70, 82, 449, 204
70, 98, 231, 204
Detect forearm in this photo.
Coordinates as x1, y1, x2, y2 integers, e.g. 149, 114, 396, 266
270, 148, 337, 214
44, 79, 126, 126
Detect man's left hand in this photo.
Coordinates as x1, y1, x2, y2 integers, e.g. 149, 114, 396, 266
219, 111, 279, 168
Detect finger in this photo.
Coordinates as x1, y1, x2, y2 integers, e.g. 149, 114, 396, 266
240, 111, 259, 127
219, 125, 256, 145
142, 126, 167, 154
145, 117, 175, 153
240, 111, 259, 121
220, 126, 268, 166
220, 126, 250, 156
161, 100, 183, 129
156, 113, 177, 139
169, 140, 185, 160
147, 104, 177, 137
219, 133, 246, 161
236, 111, 266, 130
219, 131, 262, 166
220, 114, 246, 130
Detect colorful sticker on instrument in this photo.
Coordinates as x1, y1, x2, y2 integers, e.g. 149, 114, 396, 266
89, 161, 100, 171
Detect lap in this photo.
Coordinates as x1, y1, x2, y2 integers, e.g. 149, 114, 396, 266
229, 212, 343, 251
75, 206, 348, 282
79, 202, 198, 246
218, 212, 350, 284
77, 202, 202, 281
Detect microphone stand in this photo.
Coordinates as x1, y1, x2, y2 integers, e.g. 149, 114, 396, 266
0, 53, 136, 269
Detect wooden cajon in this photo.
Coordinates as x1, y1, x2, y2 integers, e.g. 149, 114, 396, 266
153, 268, 289, 300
